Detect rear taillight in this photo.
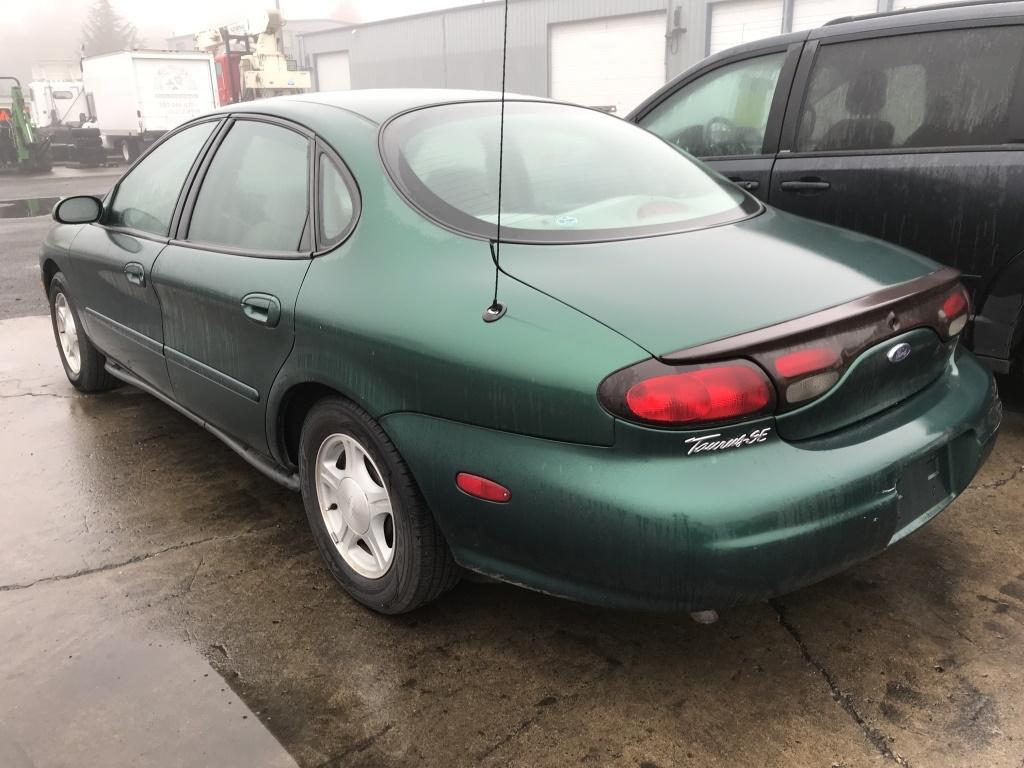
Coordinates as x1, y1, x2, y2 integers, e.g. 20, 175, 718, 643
773, 347, 840, 378
770, 345, 843, 405
600, 275, 969, 428
940, 285, 970, 336
600, 359, 775, 427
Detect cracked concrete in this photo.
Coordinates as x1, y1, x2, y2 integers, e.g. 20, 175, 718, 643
771, 599, 910, 766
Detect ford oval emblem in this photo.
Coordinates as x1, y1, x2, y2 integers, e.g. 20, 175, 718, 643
887, 342, 912, 364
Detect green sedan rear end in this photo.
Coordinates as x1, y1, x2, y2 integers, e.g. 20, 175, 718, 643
42, 90, 1000, 615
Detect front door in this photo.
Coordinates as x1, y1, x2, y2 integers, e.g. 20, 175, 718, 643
770, 25, 1024, 300
69, 119, 220, 392
153, 116, 313, 454
632, 44, 801, 201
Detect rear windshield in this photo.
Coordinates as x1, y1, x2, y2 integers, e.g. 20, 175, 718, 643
381, 100, 759, 244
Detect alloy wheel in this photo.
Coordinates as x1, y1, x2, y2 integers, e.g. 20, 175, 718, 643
315, 432, 396, 579
54, 293, 81, 375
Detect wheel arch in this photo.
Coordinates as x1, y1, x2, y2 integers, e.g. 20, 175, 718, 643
267, 375, 382, 470
972, 248, 1024, 370
41, 257, 61, 293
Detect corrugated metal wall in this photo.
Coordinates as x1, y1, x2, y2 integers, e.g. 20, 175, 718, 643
298, 0, 672, 97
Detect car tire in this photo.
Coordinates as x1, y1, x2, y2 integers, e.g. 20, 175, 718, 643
48, 273, 117, 393
299, 396, 460, 614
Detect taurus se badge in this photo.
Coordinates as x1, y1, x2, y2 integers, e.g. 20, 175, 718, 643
887, 342, 912, 363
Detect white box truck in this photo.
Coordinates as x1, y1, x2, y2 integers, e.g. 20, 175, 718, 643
81, 50, 218, 162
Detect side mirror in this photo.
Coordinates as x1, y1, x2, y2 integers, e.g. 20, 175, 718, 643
52, 195, 103, 224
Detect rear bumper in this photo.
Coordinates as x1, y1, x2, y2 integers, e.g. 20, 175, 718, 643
383, 349, 1001, 612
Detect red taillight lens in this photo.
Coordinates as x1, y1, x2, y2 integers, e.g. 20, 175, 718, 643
773, 346, 841, 378
624, 363, 772, 425
941, 289, 968, 319
940, 286, 970, 336
456, 472, 511, 503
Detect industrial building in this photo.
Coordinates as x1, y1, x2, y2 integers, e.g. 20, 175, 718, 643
295, 0, 950, 115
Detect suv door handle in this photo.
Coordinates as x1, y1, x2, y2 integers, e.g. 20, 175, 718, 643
240, 293, 281, 328
779, 179, 831, 193
123, 262, 146, 287
727, 177, 760, 191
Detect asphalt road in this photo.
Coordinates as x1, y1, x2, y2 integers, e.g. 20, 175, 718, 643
2, 168, 1024, 767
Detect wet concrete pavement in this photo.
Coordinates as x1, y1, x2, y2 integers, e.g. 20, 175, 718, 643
2, 169, 1024, 767
0, 167, 122, 321
3, 320, 1024, 768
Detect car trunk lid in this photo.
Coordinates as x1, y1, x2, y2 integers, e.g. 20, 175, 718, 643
498, 209, 939, 358
498, 209, 967, 439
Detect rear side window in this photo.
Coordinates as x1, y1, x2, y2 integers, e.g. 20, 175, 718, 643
638, 52, 786, 158
108, 121, 215, 235
797, 26, 1024, 152
188, 120, 309, 252
318, 154, 357, 247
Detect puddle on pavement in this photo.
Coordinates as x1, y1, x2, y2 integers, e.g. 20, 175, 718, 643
0, 196, 59, 219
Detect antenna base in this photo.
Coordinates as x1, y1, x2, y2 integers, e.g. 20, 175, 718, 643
482, 302, 507, 323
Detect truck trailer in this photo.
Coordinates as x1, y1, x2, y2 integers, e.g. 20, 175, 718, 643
81, 50, 218, 161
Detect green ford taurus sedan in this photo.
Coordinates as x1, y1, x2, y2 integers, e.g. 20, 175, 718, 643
41, 90, 1001, 614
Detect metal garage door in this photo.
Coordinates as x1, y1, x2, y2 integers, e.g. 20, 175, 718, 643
315, 51, 351, 92
549, 12, 666, 116
791, 0, 877, 30
708, 0, 783, 55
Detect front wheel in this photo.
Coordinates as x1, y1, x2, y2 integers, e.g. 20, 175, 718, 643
48, 273, 117, 393
299, 397, 460, 614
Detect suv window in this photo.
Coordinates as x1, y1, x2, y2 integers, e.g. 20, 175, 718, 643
797, 26, 1024, 152
188, 120, 309, 252
107, 121, 215, 236
638, 52, 786, 158
318, 154, 357, 247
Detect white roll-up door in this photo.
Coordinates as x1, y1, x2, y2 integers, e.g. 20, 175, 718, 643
315, 51, 351, 92
708, 0, 784, 55
549, 12, 667, 116
791, 0, 878, 31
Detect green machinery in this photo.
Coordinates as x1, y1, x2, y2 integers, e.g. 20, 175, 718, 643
0, 77, 52, 173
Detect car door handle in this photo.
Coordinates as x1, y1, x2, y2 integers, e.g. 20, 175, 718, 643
779, 179, 831, 193
123, 262, 146, 287
727, 177, 760, 191
240, 293, 281, 328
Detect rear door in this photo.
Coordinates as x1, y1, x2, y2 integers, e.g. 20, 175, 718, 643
152, 116, 316, 453
69, 118, 219, 392
770, 21, 1024, 299
632, 42, 802, 200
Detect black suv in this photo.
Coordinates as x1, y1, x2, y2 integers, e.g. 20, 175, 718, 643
629, 1, 1024, 374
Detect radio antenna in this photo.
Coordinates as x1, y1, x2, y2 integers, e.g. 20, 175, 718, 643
482, 0, 510, 323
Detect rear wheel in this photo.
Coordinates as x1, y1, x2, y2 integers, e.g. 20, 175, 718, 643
299, 397, 459, 614
48, 273, 117, 393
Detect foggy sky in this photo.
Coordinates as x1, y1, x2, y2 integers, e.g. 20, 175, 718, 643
1, 0, 485, 87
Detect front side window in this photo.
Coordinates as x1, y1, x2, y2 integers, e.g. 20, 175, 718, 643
188, 120, 309, 252
107, 121, 215, 235
797, 26, 1024, 152
638, 52, 786, 158
382, 101, 757, 244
